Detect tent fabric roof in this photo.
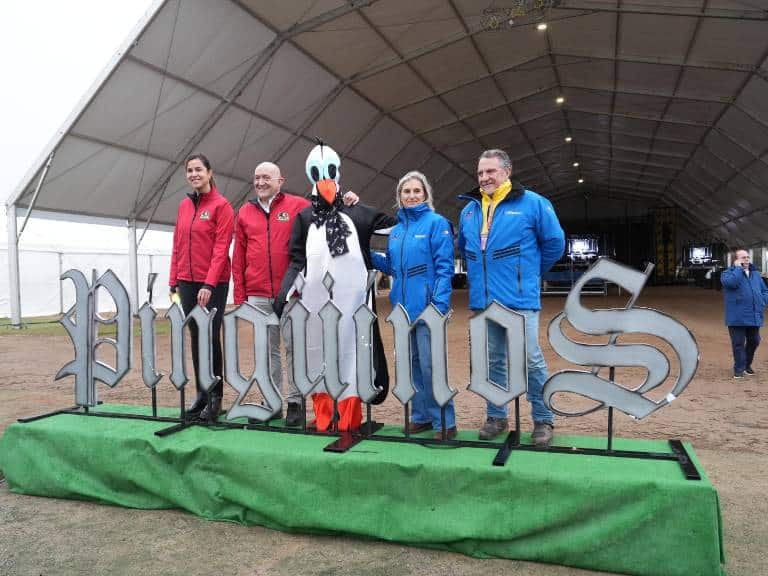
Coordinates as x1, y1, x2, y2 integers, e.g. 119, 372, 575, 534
11, 0, 768, 244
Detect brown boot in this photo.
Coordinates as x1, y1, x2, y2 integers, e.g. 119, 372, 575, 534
478, 417, 508, 440
532, 422, 554, 447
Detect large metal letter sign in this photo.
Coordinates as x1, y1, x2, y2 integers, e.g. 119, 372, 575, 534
138, 303, 162, 390
29, 264, 701, 476
543, 258, 699, 419
468, 302, 527, 408
56, 269, 132, 406
385, 303, 457, 408
386, 304, 416, 405
166, 302, 219, 392
223, 303, 283, 422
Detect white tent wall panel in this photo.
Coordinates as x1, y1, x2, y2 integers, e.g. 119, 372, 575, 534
0, 248, 231, 319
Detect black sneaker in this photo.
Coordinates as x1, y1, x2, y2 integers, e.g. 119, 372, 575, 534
285, 403, 302, 427
478, 417, 509, 440
745, 367, 756, 376
734, 372, 745, 379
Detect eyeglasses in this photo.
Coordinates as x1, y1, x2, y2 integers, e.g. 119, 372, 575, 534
253, 175, 273, 183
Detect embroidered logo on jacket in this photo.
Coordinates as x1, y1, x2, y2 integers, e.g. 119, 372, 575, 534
277, 211, 290, 222
200, 210, 210, 221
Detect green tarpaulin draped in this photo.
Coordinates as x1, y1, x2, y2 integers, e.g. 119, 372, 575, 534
0, 405, 725, 576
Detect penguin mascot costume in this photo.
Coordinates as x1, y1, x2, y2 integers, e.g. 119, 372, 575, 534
275, 141, 395, 432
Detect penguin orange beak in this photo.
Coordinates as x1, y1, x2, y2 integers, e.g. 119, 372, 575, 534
317, 179, 337, 205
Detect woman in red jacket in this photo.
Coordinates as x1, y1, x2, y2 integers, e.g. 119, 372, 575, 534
169, 153, 234, 421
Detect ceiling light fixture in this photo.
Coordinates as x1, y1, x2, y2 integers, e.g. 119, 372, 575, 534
578, 178, 584, 184
556, 96, 565, 104
537, 22, 548, 31
565, 136, 572, 142
573, 162, 579, 167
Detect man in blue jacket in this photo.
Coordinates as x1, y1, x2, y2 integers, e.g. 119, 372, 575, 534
721, 249, 768, 378
458, 149, 565, 446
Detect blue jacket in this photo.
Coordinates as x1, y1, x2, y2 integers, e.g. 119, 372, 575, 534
457, 182, 565, 311
371, 203, 454, 321
721, 264, 768, 326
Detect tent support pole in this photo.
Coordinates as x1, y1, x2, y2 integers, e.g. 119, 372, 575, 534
7, 204, 22, 328
18, 153, 54, 239
128, 220, 139, 315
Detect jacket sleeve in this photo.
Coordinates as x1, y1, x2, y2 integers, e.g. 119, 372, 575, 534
720, 266, 743, 289
536, 197, 565, 274
760, 274, 768, 308
231, 210, 247, 304
204, 201, 235, 288
275, 213, 308, 317
370, 249, 391, 275
169, 206, 181, 289
430, 217, 454, 315
457, 214, 466, 259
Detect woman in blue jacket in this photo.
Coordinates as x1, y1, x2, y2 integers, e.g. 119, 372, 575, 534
721, 249, 768, 378
371, 171, 457, 438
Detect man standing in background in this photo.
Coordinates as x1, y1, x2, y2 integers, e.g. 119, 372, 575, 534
721, 249, 768, 379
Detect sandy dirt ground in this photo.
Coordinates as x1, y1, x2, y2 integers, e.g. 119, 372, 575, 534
0, 285, 766, 575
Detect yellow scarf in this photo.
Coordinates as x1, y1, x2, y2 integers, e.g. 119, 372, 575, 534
480, 179, 512, 236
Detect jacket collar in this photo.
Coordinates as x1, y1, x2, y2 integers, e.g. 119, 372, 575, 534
248, 191, 283, 212
458, 180, 525, 204
187, 185, 221, 205
397, 202, 431, 222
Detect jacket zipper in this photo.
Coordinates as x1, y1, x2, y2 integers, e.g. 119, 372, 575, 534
189, 194, 199, 282
266, 212, 274, 297
400, 218, 409, 306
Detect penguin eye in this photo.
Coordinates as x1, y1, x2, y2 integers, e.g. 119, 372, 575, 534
310, 166, 320, 182
328, 164, 337, 180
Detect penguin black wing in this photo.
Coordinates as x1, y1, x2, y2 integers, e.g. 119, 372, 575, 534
340, 203, 397, 270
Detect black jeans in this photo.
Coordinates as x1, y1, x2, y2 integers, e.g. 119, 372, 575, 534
177, 281, 228, 396
728, 325, 760, 374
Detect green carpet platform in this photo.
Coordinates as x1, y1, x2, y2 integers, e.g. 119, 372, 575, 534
0, 404, 725, 576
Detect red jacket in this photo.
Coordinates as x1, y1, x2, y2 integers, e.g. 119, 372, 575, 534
232, 192, 310, 304
169, 187, 234, 288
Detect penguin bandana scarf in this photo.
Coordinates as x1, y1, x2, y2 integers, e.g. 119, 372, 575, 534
311, 194, 351, 257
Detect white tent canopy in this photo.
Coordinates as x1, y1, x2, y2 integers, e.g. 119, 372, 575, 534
8, 0, 768, 324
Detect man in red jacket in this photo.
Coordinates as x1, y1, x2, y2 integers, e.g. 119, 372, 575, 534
232, 162, 357, 426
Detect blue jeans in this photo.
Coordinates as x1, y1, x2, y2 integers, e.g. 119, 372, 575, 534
410, 322, 456, 431
728, 325, 760, 373
486, 310, 554, 424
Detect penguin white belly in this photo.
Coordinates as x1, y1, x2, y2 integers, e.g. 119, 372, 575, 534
301, 215, 367, 400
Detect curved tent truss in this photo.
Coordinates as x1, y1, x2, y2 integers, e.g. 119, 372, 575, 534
7, 0, 768, 324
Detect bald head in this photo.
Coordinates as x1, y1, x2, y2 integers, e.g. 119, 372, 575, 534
253, 162, 284, 202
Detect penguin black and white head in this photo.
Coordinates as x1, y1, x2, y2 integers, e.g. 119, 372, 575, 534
306, 142, 341, 207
